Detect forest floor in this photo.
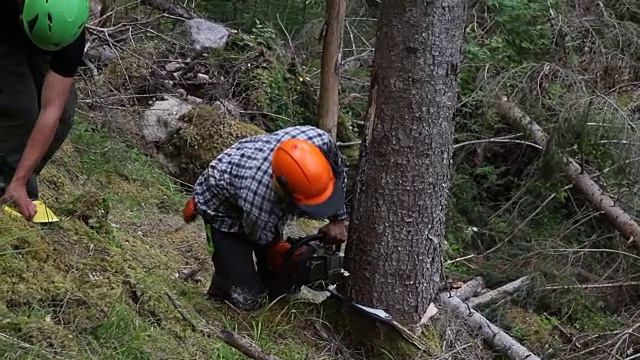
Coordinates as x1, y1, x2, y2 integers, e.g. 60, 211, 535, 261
0, 118, 344, 359
0, 118, 496, 360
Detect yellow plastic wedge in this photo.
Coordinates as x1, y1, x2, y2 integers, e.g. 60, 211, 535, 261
2, 200, 59, 223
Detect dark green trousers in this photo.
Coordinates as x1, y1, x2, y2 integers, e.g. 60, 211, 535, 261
0, 40, 78, 199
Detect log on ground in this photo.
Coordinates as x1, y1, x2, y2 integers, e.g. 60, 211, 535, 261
467, 276, 530, 308
437, 292, 541, 360
497, 96, 640, 249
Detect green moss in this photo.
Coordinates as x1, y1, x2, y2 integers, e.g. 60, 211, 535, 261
0, 117, 333, 359
484, 304, 562, 356
161, 104, 265, 184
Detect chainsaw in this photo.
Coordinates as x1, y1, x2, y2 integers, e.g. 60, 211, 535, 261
265, 233, 347, 294
182, 197, 347, 293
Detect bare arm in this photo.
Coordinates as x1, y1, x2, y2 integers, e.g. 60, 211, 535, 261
10, 71, 74, 186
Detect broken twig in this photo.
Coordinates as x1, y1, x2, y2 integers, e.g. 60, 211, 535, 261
219, 330, 283, 360
437, 292, 541, 360
497, 96, 640, 249
467, 276, 531, 308
165, 291, 281, 360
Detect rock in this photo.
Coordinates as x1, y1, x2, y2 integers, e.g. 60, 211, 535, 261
89, 0, 103, 24
85, 45, 118, 64
182, 18, 231, 52
140, 96, 195, 143
187, 95, 204, 104
160, 103, 265, 184
165, 62, 184, 72
196, 73, 209, 83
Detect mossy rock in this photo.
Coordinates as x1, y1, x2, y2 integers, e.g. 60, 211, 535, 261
99, 43, 159, 96
162, 103, 265, 185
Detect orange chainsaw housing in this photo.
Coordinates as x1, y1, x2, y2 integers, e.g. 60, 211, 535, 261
183, 197, 198, 223
266, 240, 308, 274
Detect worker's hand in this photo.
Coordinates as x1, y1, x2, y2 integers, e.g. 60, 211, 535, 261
2, 182, 36, 221
318, 219, 347, 245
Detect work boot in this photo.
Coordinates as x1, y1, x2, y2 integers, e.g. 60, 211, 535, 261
205, 274, 266, 311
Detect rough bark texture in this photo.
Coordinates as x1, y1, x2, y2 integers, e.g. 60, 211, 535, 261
497, 97, 640, 248
342, 0, 467, 326
318, 0, 347, 139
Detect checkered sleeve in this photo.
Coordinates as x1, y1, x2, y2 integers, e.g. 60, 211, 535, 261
307, 129, 349, 221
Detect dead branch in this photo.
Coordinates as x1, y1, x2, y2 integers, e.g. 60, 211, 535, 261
165, 291, 213, 336
467, 276, 530, 308
219, 330, 283, 360
449, 276, 486, 301
140, 0, 195, 19
0, 332, 61, 359
544, 280, 640, 290
437, 292, 541, 360
165, 291, 281, 360
497, 96, 640, 249
318, 0, 347, 139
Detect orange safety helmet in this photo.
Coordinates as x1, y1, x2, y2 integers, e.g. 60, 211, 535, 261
271, 138, 344, 219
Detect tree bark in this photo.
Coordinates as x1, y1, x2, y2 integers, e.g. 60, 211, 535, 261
342, 0, 467, 329
497, 97, 640, 248
318, 0, 347, 139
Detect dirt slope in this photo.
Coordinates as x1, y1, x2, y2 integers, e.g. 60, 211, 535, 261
0, 119, 334, 360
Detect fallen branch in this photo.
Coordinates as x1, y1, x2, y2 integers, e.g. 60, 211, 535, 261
219, 330, 283, 360
0, 332, 61, 359
140, 0, 195, 19
497, 96, 640, 249
544, 280, 640, 290
437, 292, 541, 360
448, 276, 486, 301
165, 291, 281, 360
165, 291, 213, 336
467, 276, 530, 308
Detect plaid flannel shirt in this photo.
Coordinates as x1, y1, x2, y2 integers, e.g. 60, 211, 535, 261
193, 125, 348, 245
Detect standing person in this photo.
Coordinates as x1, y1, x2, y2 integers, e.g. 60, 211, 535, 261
189, 125, 349, 311
0, 0, 89, 221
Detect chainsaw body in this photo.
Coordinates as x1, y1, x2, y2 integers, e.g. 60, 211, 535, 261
266, 233, 346, 293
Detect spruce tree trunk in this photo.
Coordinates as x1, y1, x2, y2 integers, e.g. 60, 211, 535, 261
342, 0, 467, 327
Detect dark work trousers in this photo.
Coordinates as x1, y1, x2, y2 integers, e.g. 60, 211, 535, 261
203, 218, 293, 311
0, 38, 78, 199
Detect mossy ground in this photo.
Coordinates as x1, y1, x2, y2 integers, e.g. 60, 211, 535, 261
0, 119, 338, 359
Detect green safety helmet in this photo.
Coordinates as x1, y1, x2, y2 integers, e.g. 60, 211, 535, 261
22, 0, 90, 51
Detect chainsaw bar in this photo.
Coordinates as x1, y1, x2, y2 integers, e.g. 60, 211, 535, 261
324, 284, 429, 351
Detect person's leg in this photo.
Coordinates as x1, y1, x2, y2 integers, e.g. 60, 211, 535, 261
203, 221, 267, 311
0, 41, 39, 198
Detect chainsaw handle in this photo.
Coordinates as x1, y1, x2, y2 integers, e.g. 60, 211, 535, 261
284, 233, 326, 259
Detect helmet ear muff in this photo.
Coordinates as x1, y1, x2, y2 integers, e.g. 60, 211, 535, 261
275, 175, 292, 196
